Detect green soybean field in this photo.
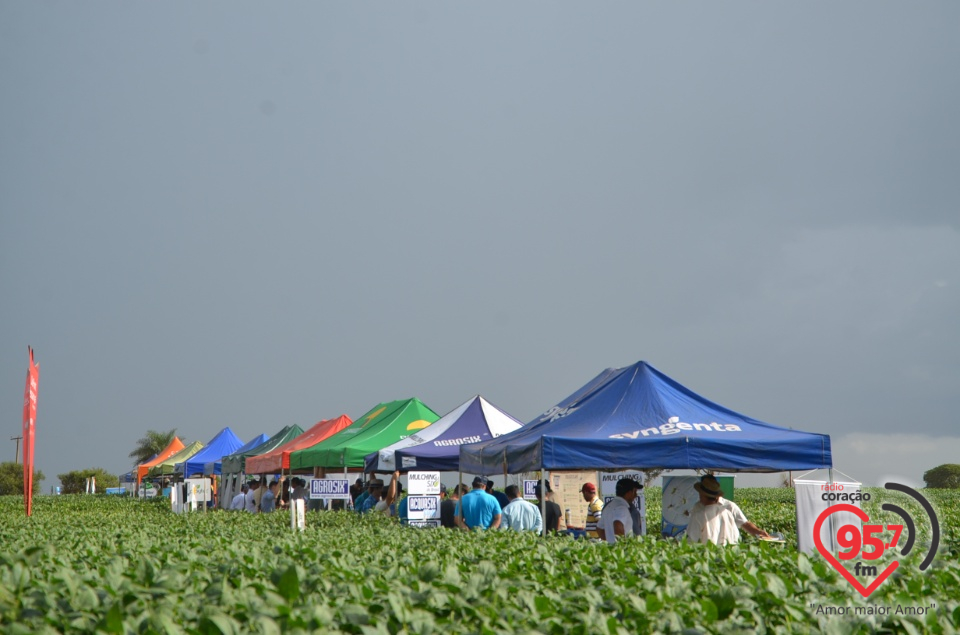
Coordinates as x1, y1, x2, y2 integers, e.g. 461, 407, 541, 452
1, 488, 958, 634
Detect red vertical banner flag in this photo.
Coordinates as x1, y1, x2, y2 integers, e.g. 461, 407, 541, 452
22, 347, 39, 516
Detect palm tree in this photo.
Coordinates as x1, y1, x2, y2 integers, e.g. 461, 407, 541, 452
128, 429, 179, 466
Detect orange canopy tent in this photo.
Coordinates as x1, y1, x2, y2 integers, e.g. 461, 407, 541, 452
245, 415, 353, 474
136, 436, 185, 484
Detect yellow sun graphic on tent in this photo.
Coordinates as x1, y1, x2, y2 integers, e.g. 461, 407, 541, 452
406, 420, 432, 431
361, 406, 387, 428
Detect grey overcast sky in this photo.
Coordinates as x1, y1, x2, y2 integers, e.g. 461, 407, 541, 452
2, 2, 958, 489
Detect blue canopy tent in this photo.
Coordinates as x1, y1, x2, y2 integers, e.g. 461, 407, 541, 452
459, 361, 832, 475
204, 433, 267, 476
364, 395, 523, 473
177, 427, 245, 477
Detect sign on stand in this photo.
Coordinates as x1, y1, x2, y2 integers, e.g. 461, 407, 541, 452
522, 480, 539, 501
171, 485, 182, 514
407, 471, 441, 528
309, 478, 350, 500
184, 478, 211, 511
290, 499, 306, 531
600, 470, 646, 535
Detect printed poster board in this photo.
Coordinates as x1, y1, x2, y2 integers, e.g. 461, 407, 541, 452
549, 470, 598, 530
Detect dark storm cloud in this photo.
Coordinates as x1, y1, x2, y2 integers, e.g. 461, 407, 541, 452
0, 2, 957, 485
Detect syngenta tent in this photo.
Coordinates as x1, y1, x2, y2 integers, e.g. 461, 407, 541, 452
246, 416, 353, 474
136, 437, 185, 484
364, 396, 523, 473
204, 433, 267, 475
177, 427, 245, 477
460, 361, 832, 474
290, 398, 439, 471
220, 425, 305, 475
148, 441, 204, 477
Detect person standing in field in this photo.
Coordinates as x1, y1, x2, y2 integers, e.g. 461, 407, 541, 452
441, 484, 467, 528
685, 475, 771, 545
244, 480, 261, 513
500, 484, 543, 533
580, 482, 604, 539
358, 479, 384, 513
260, 480, 280, 513
374, 472, 401, 515
230, 483, 249, 511
290, 477, 309, 502
534, 482, 562, 533
485, 479, 510, 510
597, 478, 642, 544
456, 477, 502, 530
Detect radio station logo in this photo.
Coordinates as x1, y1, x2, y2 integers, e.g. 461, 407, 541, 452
814, 482, 939, 598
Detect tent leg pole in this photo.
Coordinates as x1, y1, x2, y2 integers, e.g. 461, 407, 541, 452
541, 472, 548, 538
458, 468, 463, 528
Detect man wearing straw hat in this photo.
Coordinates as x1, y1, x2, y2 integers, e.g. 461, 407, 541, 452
686, 475, 772, 546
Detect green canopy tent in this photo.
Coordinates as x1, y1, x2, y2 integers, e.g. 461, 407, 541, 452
147, 441, 204, 478
219, 425, 305, 506
290, 398, 440, 472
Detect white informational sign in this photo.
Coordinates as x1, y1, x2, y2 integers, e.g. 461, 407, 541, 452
309, 479, 350, 499
794, 478, 862, 555
522, 480, 539, 500
600, 471, 646, 536
139, 482, 158, 498
171, 485, 183, 514
408, 471, 441, 496
406, 495, 441, 524
290, 499, 306, 531
185, 478, 211, 504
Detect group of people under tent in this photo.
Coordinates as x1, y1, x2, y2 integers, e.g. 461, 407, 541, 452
227, 476, 312, 513
348, 470, 774, 546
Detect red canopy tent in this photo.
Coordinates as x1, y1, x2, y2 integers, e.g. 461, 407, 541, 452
245, 416, 353, 474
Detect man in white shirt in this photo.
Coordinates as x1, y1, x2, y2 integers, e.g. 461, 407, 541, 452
597, 478, 643, 544
230, 483, 249, 511
685, 475, 771, 545
500, 484, 543, 533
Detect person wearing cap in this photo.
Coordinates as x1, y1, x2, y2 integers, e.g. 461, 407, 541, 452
596, 478, 643, 544
686, 475, 771, 545
455, 476, 502, 530
500, 484, 543, 533
533, 482, 562, 533
580, 482, 604, 539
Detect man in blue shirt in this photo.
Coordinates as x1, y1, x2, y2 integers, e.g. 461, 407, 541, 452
500, 484, 542, 533
358, 479, 384, 513
455, 477, 502, 530
260, 480, 279, 513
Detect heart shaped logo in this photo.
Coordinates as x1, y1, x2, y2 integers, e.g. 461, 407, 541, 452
813, 503, 899, 597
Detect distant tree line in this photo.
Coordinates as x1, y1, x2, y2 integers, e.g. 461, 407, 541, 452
58, 468, 120, 494
924, 464, 960, 489
0, 462, 45, 496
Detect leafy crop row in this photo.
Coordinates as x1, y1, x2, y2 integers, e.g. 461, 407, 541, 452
0, 489, 957, 634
